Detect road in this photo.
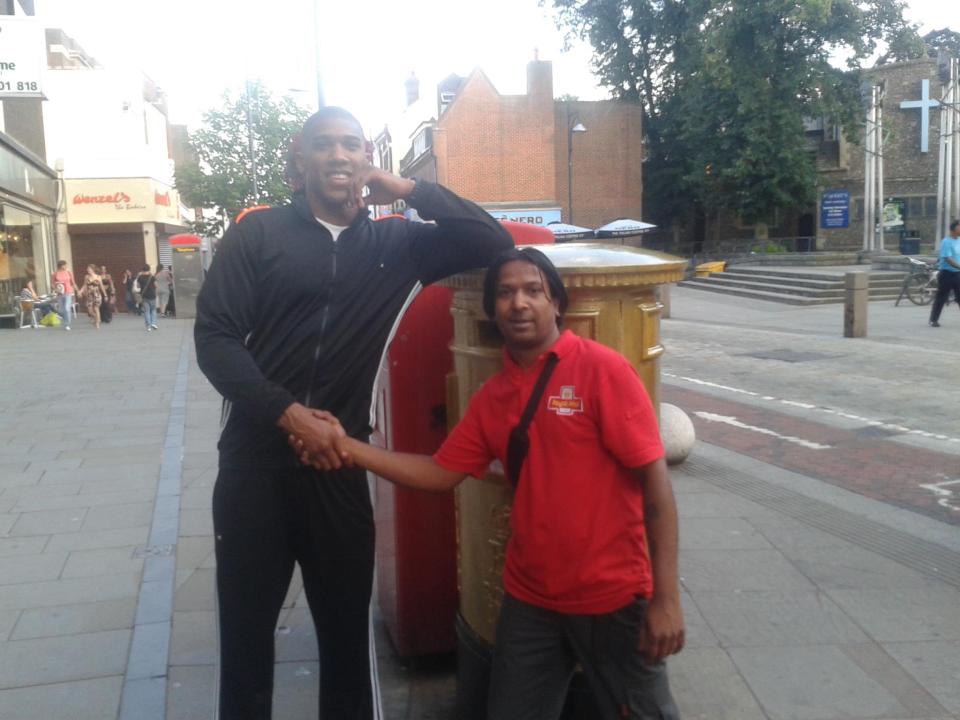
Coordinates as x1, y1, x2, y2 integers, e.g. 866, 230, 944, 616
662, 286, 960, 526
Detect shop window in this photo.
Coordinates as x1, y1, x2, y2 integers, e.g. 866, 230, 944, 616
0, 203, 54, 310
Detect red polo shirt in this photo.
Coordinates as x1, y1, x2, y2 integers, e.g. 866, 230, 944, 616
434, 330, 664, 614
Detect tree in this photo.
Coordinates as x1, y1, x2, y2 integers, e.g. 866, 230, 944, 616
175, 83, 309, 237
550, 0, 920, 235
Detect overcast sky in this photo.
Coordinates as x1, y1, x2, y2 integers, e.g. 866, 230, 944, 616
33, 0, 960, 134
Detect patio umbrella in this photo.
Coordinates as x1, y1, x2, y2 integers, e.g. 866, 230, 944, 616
545, 221, 595, 242
594, 218, 657, 238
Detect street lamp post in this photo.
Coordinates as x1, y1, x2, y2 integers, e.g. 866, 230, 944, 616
567, 108, 587, 224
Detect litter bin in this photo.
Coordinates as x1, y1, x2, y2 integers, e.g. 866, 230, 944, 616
899, 230, 920, 255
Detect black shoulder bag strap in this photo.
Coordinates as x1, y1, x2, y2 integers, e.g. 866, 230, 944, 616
505, 352, 559, 488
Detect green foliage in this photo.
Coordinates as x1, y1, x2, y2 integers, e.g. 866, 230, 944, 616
549, 0, 918, 232
174, 83, 309, 237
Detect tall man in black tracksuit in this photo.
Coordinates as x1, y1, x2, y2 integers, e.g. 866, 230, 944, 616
195, 106, 512, 719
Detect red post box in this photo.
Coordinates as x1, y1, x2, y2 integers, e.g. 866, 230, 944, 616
373, 221, 553, 657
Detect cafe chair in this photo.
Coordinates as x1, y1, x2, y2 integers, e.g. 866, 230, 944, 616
17, 299, 43, 329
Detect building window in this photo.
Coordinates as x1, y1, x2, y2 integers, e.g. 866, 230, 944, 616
908, 197, 923, 219
924, 196, 938, 217
855, 198, 864, 220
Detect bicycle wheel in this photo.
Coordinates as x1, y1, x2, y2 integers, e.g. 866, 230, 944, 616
905, 275, 934, 305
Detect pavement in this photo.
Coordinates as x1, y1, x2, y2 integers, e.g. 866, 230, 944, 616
0, 288, 957, 720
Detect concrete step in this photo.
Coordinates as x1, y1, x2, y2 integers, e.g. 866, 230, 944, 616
685, 275, 902, 298
679, 277, 906, 305
711, 272, 843, 290
677, 282, 832, 305
723, 266, 907, 283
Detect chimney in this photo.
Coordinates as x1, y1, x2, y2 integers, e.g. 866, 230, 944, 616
405, 72, 420, 106
526, 56, 553, 100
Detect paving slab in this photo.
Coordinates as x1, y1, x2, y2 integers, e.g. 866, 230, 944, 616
679, 516, 775, 550
45, 526, 149, 553
82, 502, 154, 531
0, 573, 140, 610
62, 546, 144, 578
680, 549, 816, 592
11, 598, 137, 640
0, 552, 67, 585
0, 675, 123, 720
728, 644, 916, 719
826, 585, 960, 643
166, 664, 215, 720
692, 590, 870, 647
7, 507, 86, 535
884, 641, 960, 715
669, 647, 768, 720
0, 628, 131, 689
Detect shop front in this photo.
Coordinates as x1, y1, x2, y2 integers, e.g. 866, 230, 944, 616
64, 178, 188, 310
0, 133, 58, 316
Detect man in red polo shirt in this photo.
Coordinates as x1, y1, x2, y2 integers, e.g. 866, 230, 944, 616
294, 247, 684, 719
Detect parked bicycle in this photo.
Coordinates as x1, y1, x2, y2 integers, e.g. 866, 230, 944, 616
897, 257, 938, 306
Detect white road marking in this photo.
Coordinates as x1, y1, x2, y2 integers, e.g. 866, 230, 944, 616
918, 479, 960, 512
665, 373, 960, 444
694, 412, 833, 450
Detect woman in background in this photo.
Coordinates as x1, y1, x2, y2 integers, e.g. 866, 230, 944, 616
81, 264, 107, 329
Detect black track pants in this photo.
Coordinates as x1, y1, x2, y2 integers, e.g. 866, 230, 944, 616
212, 465, 377, 720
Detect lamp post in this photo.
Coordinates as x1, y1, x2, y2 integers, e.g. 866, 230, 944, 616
567, 108, 587, 224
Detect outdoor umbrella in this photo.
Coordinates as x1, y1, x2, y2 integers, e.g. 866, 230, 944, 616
545, 221, 595, 242
593, 218, 657, 238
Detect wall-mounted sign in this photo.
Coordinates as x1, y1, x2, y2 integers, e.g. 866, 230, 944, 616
65, 178, 183, 225
0, 17, 45, 98
820, 190, 849, 229
484, 207, 562, 226
882, 198, 905, 229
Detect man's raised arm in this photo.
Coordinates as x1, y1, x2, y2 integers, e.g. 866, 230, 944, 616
402, 179, 513, 284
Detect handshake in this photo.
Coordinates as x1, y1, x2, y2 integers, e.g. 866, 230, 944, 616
279, 403, 356, 471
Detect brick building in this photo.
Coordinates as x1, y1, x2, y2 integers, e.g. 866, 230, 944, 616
385, 60, 643, 230
817, 57, 948, 251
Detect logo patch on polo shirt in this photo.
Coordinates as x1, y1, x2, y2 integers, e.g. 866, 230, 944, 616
547, 386, 583, 415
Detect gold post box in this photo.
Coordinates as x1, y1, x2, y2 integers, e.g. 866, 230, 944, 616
440, 243, 686, 653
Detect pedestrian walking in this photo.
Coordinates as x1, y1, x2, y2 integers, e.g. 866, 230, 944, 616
137, 265, 158, 331
929, 219, 960, 327
80, 264, 107, 329
194, 105, 512, 720
295, 247, 684, 720
156, 263, 173, 317
100, 265, 115, 324
51, 259, 78, 331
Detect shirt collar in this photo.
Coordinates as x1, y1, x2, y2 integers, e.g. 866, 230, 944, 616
501, 329, 578, 378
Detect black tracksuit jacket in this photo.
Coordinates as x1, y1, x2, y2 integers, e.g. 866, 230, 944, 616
194, 180, 512, 469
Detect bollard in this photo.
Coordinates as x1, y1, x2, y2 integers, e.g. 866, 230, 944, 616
844, 272, 868, 338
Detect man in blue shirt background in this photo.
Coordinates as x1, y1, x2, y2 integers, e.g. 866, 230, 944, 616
929, 219, 960, 327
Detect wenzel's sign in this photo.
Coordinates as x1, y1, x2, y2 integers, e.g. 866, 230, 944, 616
0, 18, 45, 99
65, 179, 183, 225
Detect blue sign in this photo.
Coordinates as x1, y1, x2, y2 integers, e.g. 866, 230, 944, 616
820, 190, 850, 229
485, 207, 562, 226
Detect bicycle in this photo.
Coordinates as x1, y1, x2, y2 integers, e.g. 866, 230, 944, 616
896, 257, 938, 306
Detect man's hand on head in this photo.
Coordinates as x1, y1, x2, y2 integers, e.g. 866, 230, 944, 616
350, 166, 415, 210
278, 404, 351, 471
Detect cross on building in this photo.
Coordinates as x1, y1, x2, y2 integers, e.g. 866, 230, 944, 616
900, 78, 940, 153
